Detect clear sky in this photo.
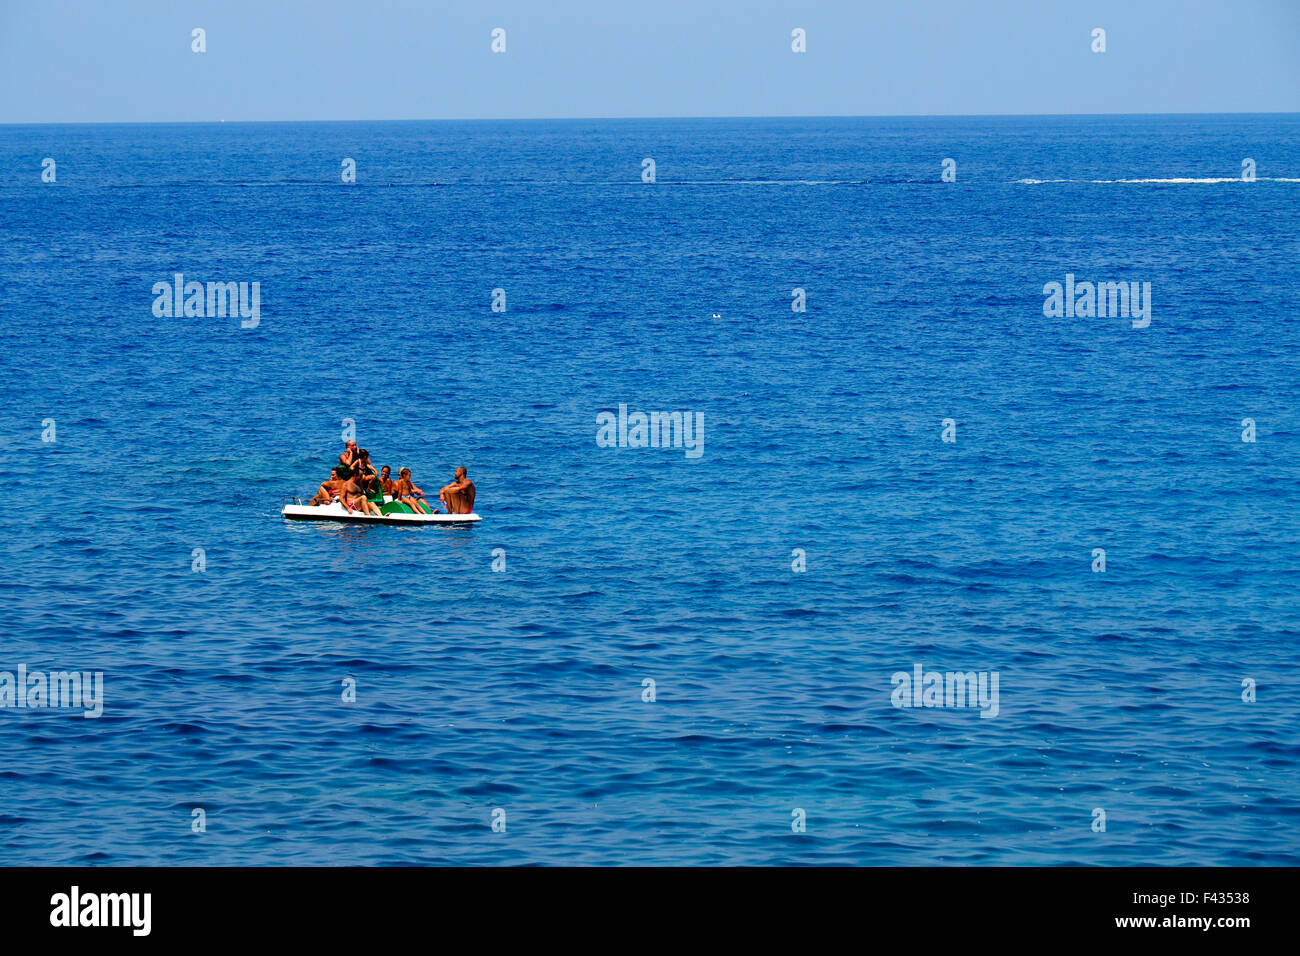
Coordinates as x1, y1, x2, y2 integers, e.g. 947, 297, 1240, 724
1, 0, 1297, 123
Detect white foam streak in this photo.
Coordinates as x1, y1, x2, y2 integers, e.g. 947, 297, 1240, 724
1017, 176, 1300, 185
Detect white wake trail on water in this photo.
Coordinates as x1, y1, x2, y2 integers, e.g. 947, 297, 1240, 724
1017, 177, 1300, 184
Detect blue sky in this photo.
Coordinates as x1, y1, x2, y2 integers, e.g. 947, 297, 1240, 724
2, 0, 1297, 123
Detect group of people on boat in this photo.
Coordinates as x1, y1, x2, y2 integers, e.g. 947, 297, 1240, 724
308, 439, 476, 515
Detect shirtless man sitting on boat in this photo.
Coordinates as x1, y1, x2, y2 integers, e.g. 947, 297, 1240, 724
338, 440, 360, 471
340, 468, 383, 517
439, 467, 476, 515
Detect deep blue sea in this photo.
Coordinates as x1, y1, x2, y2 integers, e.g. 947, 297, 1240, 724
1, 115, 1298, 865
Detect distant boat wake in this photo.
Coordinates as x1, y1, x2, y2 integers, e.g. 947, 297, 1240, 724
80, 175, 1300, 189
1016, 176, 1300, 184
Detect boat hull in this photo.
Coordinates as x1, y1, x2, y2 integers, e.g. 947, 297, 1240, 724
281, 503, 480, 525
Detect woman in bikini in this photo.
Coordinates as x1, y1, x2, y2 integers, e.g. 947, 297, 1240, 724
393, 468, 432, 514
349, 450, 387, 513
353, 448, 377, 477
309, 467, 349, 505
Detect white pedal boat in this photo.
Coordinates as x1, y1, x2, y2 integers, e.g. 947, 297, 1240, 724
282, 499, 480, 525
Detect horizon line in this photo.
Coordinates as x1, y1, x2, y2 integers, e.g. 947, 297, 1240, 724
3, 110, 1298, 128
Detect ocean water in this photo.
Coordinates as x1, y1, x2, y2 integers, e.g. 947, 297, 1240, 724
1, 115, 1298, 865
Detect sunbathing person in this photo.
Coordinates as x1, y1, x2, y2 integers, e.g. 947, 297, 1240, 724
309, 467, 349, 505
378, 466, 396, 496
439, 466, 476, 515
393, 468, 431, 514
340, 468, 382, 516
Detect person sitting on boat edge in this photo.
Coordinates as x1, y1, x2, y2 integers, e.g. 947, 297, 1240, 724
393, 468, 431, 514
439, 466, 476, 515
308, 466, 350, 506
378, 465, 396, 496
340, 467, 382, 517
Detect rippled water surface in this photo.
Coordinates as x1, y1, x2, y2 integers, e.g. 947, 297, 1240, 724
1, 116, 1298, 864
